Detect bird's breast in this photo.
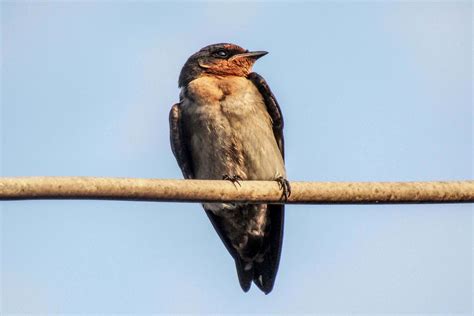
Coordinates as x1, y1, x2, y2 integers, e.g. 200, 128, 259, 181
182, 75, 285, 181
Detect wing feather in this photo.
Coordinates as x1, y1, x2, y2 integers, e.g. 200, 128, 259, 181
169, 103, 194, 179
248, 72, 286, 294
248, 72, 285, 159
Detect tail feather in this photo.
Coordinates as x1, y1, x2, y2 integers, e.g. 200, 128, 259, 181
253, 254, 275, 294
235, 258, 253, 292
253, 204, 285, 294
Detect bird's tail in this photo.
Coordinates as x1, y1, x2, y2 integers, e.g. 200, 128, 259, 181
234, 205, 284, 294
234, 258, 253, 292
253, 204, 285, 294
252, 252, 277, 294
234, 249, 278, 295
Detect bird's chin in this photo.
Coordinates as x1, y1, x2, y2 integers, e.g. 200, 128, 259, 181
202, 68, 249, 78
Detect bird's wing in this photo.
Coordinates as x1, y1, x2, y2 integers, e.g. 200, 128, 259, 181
248, 72, 285, 294
248, 72, 285, 159
169, 103, 194, 179
169, 102, 254, 292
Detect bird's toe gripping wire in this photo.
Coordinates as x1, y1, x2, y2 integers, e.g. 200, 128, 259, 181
223, 174, 243, 188
275, 176, 291, 202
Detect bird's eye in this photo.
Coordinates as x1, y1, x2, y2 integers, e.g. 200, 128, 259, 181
215, 50, 228, 58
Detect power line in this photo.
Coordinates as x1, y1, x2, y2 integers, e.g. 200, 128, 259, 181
0, 177, 473, 204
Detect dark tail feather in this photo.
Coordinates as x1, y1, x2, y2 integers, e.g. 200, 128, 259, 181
253, 254, 275, 294
236, 235, 265, 292
252, 204, 285, 294
235, 258, 253, 292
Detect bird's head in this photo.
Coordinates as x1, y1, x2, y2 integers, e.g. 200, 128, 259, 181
178, 43, 268, 87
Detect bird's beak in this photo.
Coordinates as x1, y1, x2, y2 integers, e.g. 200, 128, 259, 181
229, 51, 268, 62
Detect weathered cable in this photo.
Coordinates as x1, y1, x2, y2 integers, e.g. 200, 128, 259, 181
0, 177, 473, 204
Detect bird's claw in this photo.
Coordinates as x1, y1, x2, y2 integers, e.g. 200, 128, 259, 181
223, 175, 243, 188
275, 176, 291, 201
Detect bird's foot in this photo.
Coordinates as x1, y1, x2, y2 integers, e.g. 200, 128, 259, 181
275, 176, 291, 201
223, 174, 243, 188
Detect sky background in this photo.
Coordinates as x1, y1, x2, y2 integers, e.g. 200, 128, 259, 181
1, 1, 472, 314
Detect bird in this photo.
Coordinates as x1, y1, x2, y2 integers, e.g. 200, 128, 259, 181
169, 43, 289, 294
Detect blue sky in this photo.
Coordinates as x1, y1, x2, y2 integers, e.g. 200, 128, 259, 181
1, 1, 472, 314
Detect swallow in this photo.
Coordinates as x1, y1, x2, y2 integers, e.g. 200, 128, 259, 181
169, 43, 289, 294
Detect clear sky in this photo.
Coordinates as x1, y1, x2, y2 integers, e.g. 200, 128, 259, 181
1, 1, 472, 314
